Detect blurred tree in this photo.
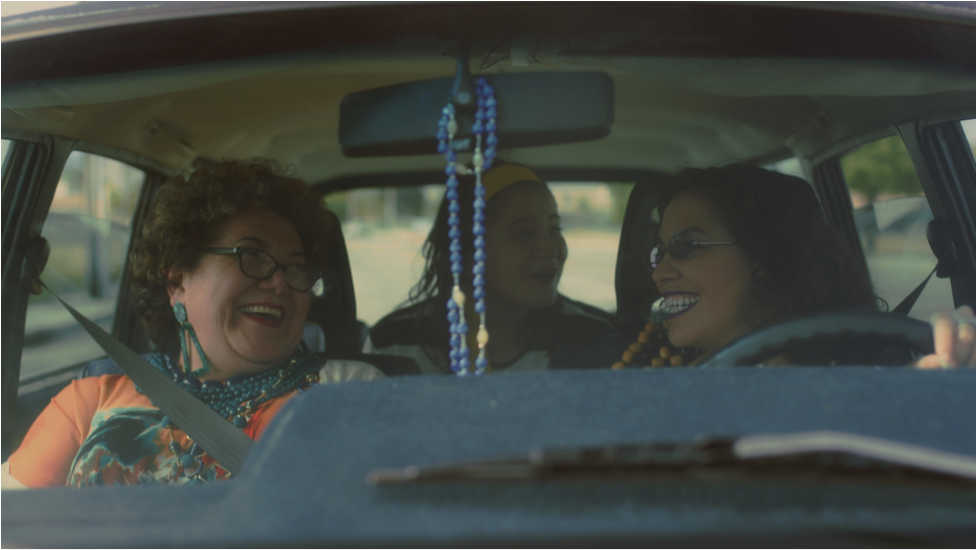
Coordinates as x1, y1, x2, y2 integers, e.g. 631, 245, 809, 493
841, 135, 922, 202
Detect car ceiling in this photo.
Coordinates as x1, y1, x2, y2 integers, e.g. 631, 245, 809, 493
2, 2, 974, 189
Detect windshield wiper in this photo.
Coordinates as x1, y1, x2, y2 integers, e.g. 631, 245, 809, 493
368, 431, 975, 485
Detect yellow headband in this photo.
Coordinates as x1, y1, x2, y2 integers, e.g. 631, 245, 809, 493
482, 164, 543, 201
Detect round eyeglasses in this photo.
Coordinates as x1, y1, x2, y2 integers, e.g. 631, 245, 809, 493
202, 247, 324, 295
650, 232, 736, 269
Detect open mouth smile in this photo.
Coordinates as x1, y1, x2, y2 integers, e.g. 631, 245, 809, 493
662, 293, 700, 319
240, 304, 285, 328
529, 268, 558, 285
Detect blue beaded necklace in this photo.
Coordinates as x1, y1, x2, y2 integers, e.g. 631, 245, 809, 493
143, 348, 321, 427
140, 348, 320, 480
437, 77, 497, 377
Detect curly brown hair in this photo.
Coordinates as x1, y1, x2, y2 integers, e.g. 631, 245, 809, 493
130, 158, 336, 351
657, 164, 884, 329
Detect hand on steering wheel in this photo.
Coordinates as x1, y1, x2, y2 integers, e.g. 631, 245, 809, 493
916, 305, 976, 369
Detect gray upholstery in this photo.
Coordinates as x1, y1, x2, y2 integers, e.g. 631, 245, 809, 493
615, 176, 670, 326
304, 210, 365, 354
302, 322, 326, 353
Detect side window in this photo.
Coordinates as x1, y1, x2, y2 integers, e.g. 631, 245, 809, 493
21, 151, 145, 381
766, 157, 808, 181
962, 118, 975, 158
549, 182, 633, 314
325, 185, 443, 325
325, 182, 632, 325
1, 139, 10, 163
841, 134, 952, 320
1, 139, 12, 189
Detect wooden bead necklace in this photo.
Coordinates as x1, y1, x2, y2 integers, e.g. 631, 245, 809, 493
611, 321, 691, 369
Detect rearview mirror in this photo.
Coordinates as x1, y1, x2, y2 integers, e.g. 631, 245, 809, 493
339, 72, 614, 157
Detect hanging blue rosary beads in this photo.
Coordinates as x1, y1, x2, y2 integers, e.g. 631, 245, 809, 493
471, 78, 497, 375
438, 103, 468, 375
438, 77, 497, 376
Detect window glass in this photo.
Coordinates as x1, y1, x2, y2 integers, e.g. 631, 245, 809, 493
326, 182, 632, 325
326, 185, 442, 326
551, 182, 632, 315
21, 151, 145, 381
962, 119, 975, 158
766, 157, 807, 181
0, 139, 12, 195
1, 139, 10, 163
841, 135, 952, 320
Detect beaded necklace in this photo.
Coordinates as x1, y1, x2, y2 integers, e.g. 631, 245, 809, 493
438, 77, 497, 377
141, 348, 321, 481
611, 320, 693, 369
143, 348, 321, 428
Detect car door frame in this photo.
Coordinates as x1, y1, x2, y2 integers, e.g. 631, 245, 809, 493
1, 130, 72, 459
806, 108, 976, 312
0, 130, 172, 460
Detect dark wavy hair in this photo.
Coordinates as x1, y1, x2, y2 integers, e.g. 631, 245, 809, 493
130, 158, 336, 351
409, 162, 548, 304
657, 164, 884, 330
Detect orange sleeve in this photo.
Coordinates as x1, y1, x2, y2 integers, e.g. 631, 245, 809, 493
247, 391, 300, 440
8, 376, 116, 488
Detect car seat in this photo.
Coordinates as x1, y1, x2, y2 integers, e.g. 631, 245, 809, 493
615, 176, 670, 327
551, 176, 670, 370
306, 210, 365, 354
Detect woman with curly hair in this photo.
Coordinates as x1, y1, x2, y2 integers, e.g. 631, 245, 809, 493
607, 164, 974, 367
4, 159, 383, 488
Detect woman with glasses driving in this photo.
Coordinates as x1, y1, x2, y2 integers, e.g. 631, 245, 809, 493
4, 159, 383, 488
558, 164, 974, 369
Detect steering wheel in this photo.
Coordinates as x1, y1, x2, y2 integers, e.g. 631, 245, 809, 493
694, 310, 935, 368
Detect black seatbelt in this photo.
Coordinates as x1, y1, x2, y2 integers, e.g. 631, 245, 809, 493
868, 218, 956, 364
891, 265, 938, 317
889, 218, 957, 317
38, 280, 253, 475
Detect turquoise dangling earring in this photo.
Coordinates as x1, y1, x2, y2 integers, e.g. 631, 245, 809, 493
173, 302, 212, 377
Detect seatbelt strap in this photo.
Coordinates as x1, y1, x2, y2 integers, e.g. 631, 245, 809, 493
37, 280, 253, 475
862, 265, 937, 365
892, 265, 937, 317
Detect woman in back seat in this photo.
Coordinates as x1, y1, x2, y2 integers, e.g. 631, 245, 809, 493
364, 163, 616, 374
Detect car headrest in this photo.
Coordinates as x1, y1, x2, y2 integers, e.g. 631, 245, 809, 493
615, 177, 669, 326
305, 213, 362, 354
303, 322, 326, 353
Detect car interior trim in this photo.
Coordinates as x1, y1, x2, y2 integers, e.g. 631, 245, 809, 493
902, 122, 974, 309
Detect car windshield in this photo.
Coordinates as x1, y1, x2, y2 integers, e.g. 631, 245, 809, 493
1, 1, 974, 547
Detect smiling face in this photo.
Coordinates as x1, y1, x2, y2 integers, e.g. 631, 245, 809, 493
167, 208, 312, 379
651, 191, 759, 352
483, 182, 567, 310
